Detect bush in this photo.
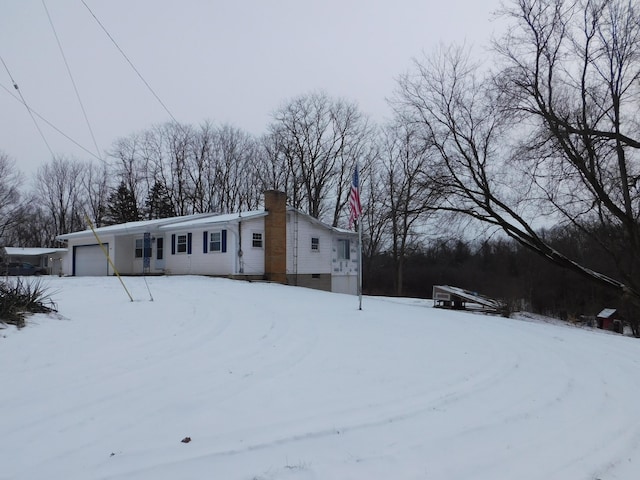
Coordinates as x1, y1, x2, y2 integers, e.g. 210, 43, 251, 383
0, 278, 57, 329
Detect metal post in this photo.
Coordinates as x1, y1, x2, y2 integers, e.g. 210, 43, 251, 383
85, 215, 134, 302
358, 219, 363, 310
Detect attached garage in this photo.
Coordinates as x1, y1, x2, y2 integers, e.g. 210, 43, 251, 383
73, 244, 109, 276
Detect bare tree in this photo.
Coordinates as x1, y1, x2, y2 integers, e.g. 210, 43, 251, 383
188, 121, 214, 213
209, 124, 261, 213
163, 122, 194, 216
6, 201, 55, 247
326, 100, 376, 227
258, 132, 292, 194
495, 0, 640, 326
109, 133, 148, 216
394, 0, 640, 332
268, 91, 372, 224
0, 151, 23, 244
379, 121, 443, 295
360, 158, 390, 288
35, 156, 86, 239
81, 161, 111, 227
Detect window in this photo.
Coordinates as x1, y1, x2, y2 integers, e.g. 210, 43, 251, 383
311, 237, 319, 251
135, 238, 152, 259
171, 233, 192, 255
177, 234, 188, 253
337, 239, 350, 260
209, 231, 222, 252
252, 232, 263, 248
204, 230, 226, 253
156, 237, 164, 260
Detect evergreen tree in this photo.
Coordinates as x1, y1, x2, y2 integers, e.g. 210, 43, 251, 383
145, 180, 174, 219
105, 181, 140, 225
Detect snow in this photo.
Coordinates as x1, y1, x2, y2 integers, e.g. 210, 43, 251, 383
2, 276, 640, 480
159, 210, 267, 230
3, 247, 68, 256
56, 214, 214, 240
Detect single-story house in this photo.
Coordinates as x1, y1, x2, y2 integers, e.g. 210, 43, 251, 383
2, 246, 68, 275
56, 191, 360, 295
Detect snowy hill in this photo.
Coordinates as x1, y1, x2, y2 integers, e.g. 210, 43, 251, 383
1, 276, 640, 480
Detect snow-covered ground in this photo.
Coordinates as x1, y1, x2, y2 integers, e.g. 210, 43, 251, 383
2, 276, 640, 480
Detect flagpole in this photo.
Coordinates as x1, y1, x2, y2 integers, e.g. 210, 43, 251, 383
349, 163, 363, 310
357, 218, 363, 310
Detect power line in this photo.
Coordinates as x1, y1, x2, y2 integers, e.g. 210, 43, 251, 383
80, 0, 179, 125
0, 82, 102, 161
42, 0, 103, 161
0, 54, 56, 159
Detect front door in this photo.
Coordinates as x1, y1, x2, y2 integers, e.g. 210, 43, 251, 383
155, 237, 165, 270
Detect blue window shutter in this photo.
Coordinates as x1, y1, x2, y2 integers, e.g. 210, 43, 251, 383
187, 232, 192, 254
171, 234, 176, 255
222, 229, 227, 253
203, 231, 208, 253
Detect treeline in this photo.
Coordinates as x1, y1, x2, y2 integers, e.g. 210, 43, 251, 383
1, 0, 639, 333
0, 91, 372, 246
365, 226, 621, 320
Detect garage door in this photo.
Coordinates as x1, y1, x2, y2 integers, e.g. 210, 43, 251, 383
74, 244, 109, 276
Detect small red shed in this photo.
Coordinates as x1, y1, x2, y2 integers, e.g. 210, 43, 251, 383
597, 308, 622, 333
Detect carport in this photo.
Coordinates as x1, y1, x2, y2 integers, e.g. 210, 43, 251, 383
2, 247, 68, 275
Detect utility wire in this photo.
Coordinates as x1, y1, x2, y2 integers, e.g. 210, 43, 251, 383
42, 0, 103, 161
0, 82, 102, 161
80, 0, 179, 125
0, 54, 56, 159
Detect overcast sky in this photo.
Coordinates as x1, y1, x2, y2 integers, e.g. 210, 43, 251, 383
1, 0, 503, 178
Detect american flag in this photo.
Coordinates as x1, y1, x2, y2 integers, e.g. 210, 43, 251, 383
348, 165, 362, 229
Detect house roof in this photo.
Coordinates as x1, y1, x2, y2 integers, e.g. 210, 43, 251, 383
597, 308, 617, 319
56, 207, 357, 240
3, 247, 68, 256
286, 207, 358, 236
56, 214, 214, 240
159, 210, 267, 230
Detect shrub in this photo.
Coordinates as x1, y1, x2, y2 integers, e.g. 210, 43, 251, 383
0, 278, 57, 329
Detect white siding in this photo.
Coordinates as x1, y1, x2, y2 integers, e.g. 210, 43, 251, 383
165, 229, 227, 275
163, 218, 265, 276
237, 218, 265, 275
331, 235, 359, 295
74, 245, 109, 276
285, 211, 359, 295
128, 234, 166, 275
65, 234, 116, 276
59, 211, 357, 292
331, 274, 358, 296
115, 235, 136, 274
286, 212, 332, 275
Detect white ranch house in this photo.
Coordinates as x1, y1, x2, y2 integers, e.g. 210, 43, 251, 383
56, 191, 360, 295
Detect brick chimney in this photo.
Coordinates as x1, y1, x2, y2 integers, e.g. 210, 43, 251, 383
264, 190, 287, 284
